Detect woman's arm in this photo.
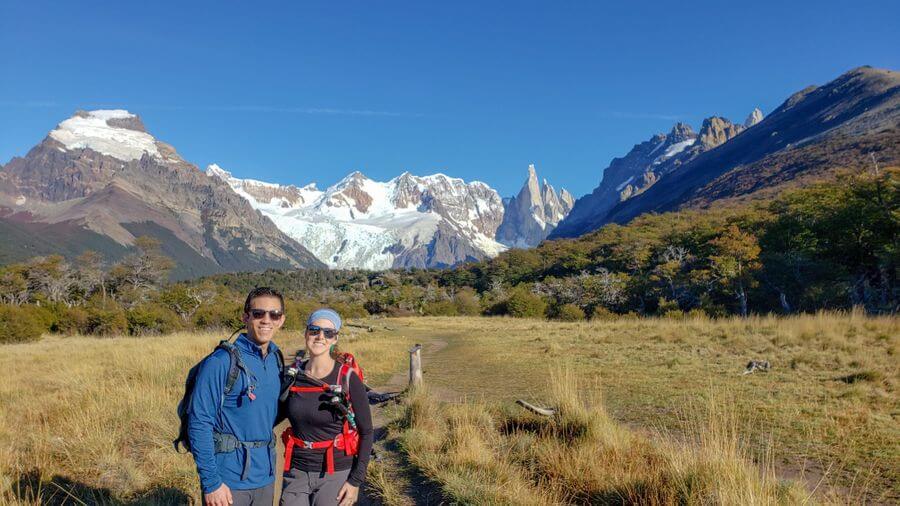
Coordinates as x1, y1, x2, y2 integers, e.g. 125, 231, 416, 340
346, 371, 373, 487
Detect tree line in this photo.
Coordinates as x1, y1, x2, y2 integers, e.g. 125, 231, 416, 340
1, 168, 895, 343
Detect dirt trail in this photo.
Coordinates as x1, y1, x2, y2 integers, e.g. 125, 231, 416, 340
359, 336, 451, 506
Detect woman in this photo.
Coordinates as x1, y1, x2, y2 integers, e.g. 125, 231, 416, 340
280, 309, 373, 506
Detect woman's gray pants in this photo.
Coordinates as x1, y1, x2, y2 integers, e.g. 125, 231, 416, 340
280, 468, 351, 506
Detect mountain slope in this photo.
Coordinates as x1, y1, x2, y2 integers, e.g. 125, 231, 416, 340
552, 114, 755, 239
208, 165, 507, 269
552, 66, 899, 238
0, 110, 325, 277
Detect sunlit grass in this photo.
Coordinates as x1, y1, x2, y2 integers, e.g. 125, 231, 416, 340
0, 313, 897, 503
0, 324, 419, 505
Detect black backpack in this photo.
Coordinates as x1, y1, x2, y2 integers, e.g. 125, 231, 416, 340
173, 331, 285, 453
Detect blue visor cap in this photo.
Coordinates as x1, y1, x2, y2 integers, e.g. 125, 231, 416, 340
306, 308, 342, 331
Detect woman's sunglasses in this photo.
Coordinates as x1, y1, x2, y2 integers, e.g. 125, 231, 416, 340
306, 325, 339, 339
249, 309, 284, 320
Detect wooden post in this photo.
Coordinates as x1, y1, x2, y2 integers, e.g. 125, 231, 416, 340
409, 344, 423, 389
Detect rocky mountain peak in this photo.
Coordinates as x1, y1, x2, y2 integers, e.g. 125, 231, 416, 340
495, 164, 574, 248
48, 109, 161, 162
2, 111, 326, 276
340, 171, 369, 186
559, 188, 575, 209
744, 108, 764, 128
698, 116, 744, 150
669, 122, 696, 141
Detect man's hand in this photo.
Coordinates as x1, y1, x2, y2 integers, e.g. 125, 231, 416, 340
336, 482, 359, 506
205, 483, 233, 506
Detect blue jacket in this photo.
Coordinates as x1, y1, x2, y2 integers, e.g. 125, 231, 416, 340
188, 334, 282, 493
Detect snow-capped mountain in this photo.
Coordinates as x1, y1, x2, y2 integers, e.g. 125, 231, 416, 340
495, 164, 574, 248
208, 165, 507, 269
0, 110, 325, 277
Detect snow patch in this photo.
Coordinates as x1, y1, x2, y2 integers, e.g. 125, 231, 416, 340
49, 109, 159, 162
616, 175, 635, 192
653, 139, 695, 165
648, 138, 666, 155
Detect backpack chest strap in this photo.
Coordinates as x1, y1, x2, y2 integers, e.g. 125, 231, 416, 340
289, 385, 331, 394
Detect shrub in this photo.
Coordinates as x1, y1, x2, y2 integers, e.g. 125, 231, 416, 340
423, 300, 458, 316
663, 309, 685, 320
193, 299, 242, 330
127, 303, 182, 335
54, 305, 89, 335
656, 297, 680, 316
505, 285, 548, 318
453, 288, 482, 316
83, 302, 128, 336
553, 303, 585, 321
590, 306, 617, 321
282, 299, 321, 331
687, 308, 709, 319
22, 304, 56, 332
0, 304, 44, 344
325, 301, 369, 319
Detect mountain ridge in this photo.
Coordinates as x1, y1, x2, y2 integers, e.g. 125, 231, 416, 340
551, 66, 899, 238
207, 164, 510, 269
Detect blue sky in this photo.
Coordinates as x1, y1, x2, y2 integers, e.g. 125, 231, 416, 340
1, 1, 897, 197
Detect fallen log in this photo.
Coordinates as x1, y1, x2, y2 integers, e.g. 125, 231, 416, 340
516, 399, 556, 417
743, 360, 771, 375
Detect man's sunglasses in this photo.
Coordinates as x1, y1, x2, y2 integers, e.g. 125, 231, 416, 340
248, 309, 284, 320
306, 325, 339, 339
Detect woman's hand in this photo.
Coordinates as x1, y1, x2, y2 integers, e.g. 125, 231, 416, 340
336, 482, 359, 506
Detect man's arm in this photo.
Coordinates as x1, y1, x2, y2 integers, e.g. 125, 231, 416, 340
188, 352, 228, 494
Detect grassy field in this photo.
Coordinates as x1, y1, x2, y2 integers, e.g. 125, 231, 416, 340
0, 325, 422, 505
379, 314, 899, 504
0, 313, 897, 504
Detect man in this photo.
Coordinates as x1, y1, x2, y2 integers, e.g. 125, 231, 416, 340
189, 287, 286, 506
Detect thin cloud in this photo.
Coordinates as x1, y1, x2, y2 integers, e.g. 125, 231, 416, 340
0, 101, 60, 108
606, 111, 683, 121
78, 103, 422, 117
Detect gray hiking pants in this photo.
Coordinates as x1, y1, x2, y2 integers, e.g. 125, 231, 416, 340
280, 468, 352, 506
202, 482, 274, 506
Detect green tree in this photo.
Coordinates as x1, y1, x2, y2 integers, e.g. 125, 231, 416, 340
0, 264, 29, 305
709, 225, 761, 317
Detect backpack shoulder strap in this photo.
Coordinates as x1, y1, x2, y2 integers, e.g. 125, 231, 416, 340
275, 348, 285, 376
216, 341, 247, 395
337, 361, 354, 404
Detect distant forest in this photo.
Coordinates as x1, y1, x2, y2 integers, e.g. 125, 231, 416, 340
1, 168, 896, 343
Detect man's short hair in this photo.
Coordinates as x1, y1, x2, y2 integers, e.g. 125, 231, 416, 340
243, 287, 285, 314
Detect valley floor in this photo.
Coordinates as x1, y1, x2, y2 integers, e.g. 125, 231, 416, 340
0, 314, 897, 504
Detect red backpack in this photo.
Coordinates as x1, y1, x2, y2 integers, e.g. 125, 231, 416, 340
281, 353, 364, 474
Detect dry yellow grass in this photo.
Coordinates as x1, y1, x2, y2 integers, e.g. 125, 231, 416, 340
394, 367, 808, 505
385, 313, 899, 503
0, 325, 419, 505
0, 313, 896, 504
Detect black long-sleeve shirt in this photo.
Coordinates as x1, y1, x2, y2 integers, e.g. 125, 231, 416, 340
283, 361, 373, 487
